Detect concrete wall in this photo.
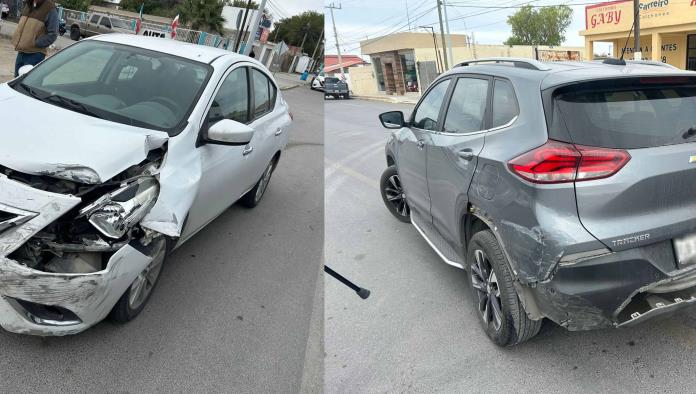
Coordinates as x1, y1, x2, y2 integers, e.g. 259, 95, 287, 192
362, 32, 468, 55
412, 45, 584, 67
348, 66, 379, 96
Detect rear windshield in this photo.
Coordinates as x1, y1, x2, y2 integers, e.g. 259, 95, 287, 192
325, 77, 340, 83
549, 77, 696, 149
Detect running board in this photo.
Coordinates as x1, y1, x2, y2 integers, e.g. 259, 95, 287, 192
410, 210, 465, 270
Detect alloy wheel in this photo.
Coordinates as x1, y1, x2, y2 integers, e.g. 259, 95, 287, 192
383, 174, 410, 218
255, 161, 274, 202
128, 237, 166, 310
470, 249, 503, 331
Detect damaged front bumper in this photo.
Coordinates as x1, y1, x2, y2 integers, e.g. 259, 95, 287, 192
0, 244, 152, 335
530, 239, 696, 331
0, 172, 157, 335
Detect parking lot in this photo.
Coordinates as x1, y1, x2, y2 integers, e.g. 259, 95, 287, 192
0, 74, 323, 392
325, 97, 696, 393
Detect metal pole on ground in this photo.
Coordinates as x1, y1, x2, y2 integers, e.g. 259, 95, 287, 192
436, 0, 449, 70
326, 3, 345, 77
242, 0, 268, 56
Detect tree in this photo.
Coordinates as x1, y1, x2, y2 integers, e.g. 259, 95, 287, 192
270, 11, 323, 54
504, 5, 572, 46
119, 0, 179, 18
177, 0, 227, 34
230, 0, 259, 8
60, 0, 92, 11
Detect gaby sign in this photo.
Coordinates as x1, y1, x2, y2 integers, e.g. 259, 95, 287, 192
585, 0, 696, 34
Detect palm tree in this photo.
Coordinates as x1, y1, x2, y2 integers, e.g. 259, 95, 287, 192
177, 0, 227, 35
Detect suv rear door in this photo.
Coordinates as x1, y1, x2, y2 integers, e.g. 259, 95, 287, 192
427, 75, 497, 250
398, 77, 452, 220
547, 76, 696, 256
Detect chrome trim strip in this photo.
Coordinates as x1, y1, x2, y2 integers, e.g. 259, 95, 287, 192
411, 217, 465, 270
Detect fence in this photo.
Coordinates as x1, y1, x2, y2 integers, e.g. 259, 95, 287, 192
58, 7, 238, 50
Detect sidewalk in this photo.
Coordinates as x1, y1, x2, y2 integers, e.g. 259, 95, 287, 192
353, 92, 420, 105
273, 71, 311, 91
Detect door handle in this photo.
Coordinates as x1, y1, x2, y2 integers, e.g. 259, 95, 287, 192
458, 149, 474, 161
416, 139, 425, 150
242, 146, 254, 156
275, 128, 283, 136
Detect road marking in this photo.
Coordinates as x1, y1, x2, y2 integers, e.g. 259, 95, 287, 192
325, 158, 379, 190
324, 139, 385, 178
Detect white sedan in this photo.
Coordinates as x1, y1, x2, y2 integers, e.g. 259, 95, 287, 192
0, 34, 291, 335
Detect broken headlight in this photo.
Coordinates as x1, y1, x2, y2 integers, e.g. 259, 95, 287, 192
79, 177, 159, 239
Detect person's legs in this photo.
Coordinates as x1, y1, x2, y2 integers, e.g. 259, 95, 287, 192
14, 52, 24, 77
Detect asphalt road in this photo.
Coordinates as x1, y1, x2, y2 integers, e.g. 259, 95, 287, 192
325, 97, 696, 393
0, 86, 323, 393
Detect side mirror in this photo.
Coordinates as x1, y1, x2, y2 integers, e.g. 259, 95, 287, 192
204, 119, 254, 145
18, 64, 34, 76
379, 111, 407, 129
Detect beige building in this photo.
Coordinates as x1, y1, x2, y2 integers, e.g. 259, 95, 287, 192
582, 0, 696, 69
355, 32, 584, 96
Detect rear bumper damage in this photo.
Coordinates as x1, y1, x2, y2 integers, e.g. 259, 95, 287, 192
0, 244, 152, 336
529, 239, 696, 330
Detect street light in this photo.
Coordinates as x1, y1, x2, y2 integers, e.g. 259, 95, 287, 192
419, 25, 443, 73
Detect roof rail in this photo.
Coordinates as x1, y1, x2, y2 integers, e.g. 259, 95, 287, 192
454, 57, 552, 71
625, 60, 679, 69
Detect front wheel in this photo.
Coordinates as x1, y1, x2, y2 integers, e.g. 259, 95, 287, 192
109, 237, 168, 323
240, 158, 276, 208
380, 165, 410, 223
467, 230, 542, 346
70, 26, 80, 41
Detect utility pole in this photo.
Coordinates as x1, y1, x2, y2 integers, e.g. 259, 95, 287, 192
633, 0, 641, 59
436, 0, 449, 69
441, 0, 454, 67
242, 0, 268, 56
299, 22, 311, 53
327, 3, 345, 77
406, 0, 411, 31
309, 27, 325, 71
420, 25, 442, 73
234, 0, 252, 52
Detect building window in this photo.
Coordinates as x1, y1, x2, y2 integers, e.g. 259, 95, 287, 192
688, 35, 696, 71
399, 50, 418, 92
372, 56, 385, 91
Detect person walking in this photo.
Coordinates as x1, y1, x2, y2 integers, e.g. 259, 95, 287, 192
11, 0, 58, 77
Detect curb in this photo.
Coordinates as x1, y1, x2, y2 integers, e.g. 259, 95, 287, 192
352, 95, 418, 105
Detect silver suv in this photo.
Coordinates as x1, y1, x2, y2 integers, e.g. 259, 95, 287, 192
379, 57, 696, 346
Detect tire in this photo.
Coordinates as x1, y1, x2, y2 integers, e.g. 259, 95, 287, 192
109, 237, 168, 323
240, 157, 276, 208
70, 26, 80, 41
380, 165, 410, 223
467, 230, 542, 346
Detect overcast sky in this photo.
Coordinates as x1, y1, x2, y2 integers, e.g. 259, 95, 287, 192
267, 0, 323, 19
325, 0, 608, 55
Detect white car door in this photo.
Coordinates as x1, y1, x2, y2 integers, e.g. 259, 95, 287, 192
184, 65, 259, 235
244, 67, 284, 182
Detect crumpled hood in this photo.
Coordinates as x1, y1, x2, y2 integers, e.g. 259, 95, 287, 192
0, 84, 168, 184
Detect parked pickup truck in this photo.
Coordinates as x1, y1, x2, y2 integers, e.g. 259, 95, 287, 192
66, 12, 134, 41
324, 77, 350, 99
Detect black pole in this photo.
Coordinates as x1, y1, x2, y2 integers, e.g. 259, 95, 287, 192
633, 0, 640, 57
234, 0, 252, 52
324, 266, 370, 299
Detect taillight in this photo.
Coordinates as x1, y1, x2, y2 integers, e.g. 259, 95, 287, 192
508, 140, 630, 184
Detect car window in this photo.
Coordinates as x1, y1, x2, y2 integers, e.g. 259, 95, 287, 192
111, 19, 128, 29
90, 15, 100, 23
100, 17, 111, 28
252, 68, 273, 118
442, 78, 488, 133
209, 67, 249, 124
325, 77, 339, 83
42, 47, 113, 85
412, 79, 451, 130
492, 79, 519, 128
20, 40, 212, 133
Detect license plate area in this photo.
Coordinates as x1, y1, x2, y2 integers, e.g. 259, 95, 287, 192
674, 233, 696, 267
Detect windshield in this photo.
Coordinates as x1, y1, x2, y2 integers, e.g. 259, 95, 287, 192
16, 40, 211, 133
111, 18, 129, 29
550, 77, 696, 149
